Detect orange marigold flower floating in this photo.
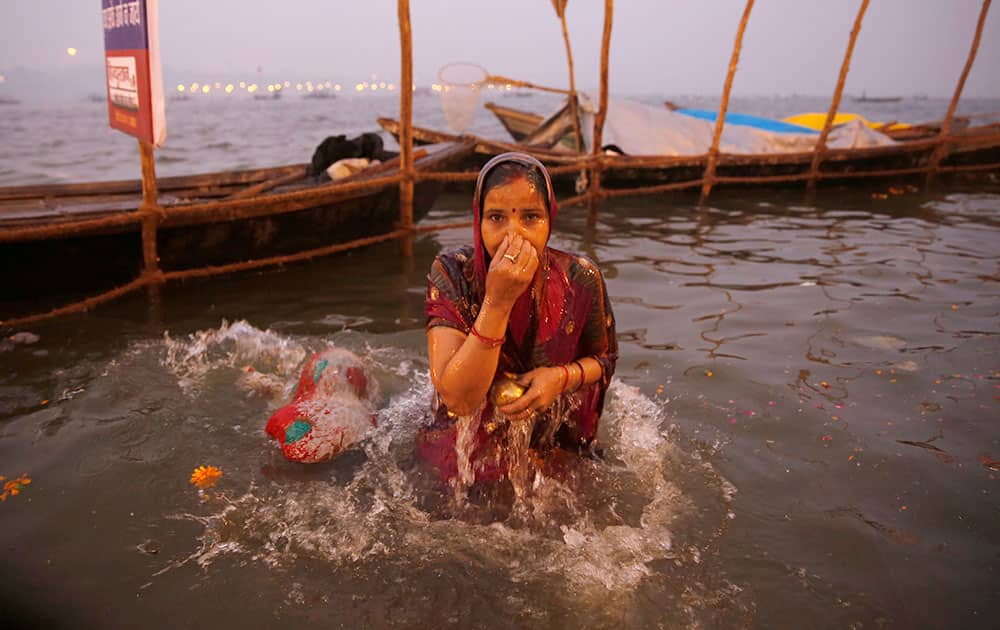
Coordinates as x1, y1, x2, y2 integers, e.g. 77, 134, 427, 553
1, 474, 32, 502
189, 465, 222, 489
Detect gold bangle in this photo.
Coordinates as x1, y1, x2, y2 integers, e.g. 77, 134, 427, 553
572, 360, 585, 391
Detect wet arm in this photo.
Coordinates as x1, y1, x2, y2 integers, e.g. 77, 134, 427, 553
427, 297, 512, 415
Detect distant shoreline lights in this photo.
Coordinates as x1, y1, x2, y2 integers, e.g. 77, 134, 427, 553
169, 79, 518, 97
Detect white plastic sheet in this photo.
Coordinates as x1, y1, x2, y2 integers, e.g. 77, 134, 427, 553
578, 95, 896, 156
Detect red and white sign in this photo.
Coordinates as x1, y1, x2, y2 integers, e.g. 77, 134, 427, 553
101, 0, 166, 146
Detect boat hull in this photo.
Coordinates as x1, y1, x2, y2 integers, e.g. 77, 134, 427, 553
0, 142, 473, 320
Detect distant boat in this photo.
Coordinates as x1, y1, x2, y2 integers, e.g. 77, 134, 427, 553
86, 93, 106, 103
851, 91, 902, 103
0, 96, 21, 106
168, 94, 191, 102
302, 91, 335, 100
253, 91, 281, 101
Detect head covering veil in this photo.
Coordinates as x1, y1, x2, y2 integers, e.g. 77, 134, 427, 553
471, 152, 558, 298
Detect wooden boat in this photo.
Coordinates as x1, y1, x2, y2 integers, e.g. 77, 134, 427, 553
851, 92, 902, 103
485, 102, 545, 142
492, 100, 923, 142
378, 114, 1000, 196
483, 101, 583, 151
484, 98, 1000, 147
378, 116, 570, 169
0, 141, 474, 320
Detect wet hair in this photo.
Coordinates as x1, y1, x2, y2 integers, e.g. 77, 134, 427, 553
479, 162, 550, 214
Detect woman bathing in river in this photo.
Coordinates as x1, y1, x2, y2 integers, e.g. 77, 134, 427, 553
419, 152, 617, 485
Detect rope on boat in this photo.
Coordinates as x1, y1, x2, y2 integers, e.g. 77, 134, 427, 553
413, 220, 472, 233
601, 180, 703, 198
415, 171, 481, 182
556, 193, 593, 209
546, 162, 595, 175
0, 212, 143, 243
0, 174, 406, 243
160, 229, 407, 282
938, 160, 1000, 174
0, 229, 407, 328
0, 276, 151, 328
160, 174, 404, 227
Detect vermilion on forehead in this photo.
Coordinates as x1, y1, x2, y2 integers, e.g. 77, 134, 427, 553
482, 178, 547, 212
482, 208, 548, 217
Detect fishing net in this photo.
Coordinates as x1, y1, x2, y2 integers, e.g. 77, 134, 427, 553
438, 62, 487, 134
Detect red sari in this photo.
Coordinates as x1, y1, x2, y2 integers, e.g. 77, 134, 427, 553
419, 152, 617, 484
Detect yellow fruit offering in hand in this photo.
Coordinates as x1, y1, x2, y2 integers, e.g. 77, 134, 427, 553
490, 375, 525, 407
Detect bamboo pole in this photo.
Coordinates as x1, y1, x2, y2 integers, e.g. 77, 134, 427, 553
926, 0, 992, 187
137, 139, 164, 321
224, 167, 307, 200
699, 0, 755, 204
484, 75, 574, 96
554, 3, 583, 153
806, 0, 870, 198
138, 140, 161, 276
397, 0, 415, 258
589, 0, 614, 225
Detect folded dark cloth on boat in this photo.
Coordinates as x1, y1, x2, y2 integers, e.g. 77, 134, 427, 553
308, 132, 393, 177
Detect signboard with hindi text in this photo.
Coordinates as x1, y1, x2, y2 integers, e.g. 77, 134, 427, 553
102, 0, 166, 146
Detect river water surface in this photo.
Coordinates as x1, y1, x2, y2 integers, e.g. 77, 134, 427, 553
1, 95, 999, 628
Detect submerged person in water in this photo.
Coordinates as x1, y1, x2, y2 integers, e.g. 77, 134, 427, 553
420, 152, 617, 486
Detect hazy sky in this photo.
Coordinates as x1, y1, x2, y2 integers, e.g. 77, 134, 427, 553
1, 0, 997, 97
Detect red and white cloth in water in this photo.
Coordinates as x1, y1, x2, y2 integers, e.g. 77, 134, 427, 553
265, 348, 377, 463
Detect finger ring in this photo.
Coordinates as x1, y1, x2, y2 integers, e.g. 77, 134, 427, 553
504, 253, 518, 263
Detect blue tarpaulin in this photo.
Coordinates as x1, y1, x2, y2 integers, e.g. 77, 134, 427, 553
676, 108, 817, 134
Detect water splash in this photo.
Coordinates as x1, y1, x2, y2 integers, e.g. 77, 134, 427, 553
504, 414, 533, 501
454, 412, 480, 494
160, 352, 740, 622
162, 319, 306, 398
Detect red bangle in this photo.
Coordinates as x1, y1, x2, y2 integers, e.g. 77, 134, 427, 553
559, 364, 570, 393
469, 325, 504, 348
